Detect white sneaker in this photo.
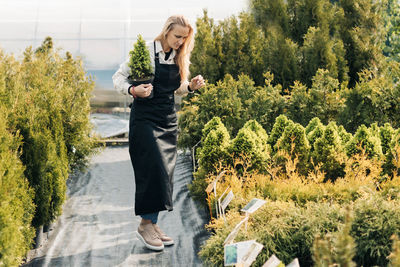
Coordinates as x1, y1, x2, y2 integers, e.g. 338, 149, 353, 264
136, 223, 164, 251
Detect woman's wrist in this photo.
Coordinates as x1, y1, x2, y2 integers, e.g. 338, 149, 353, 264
129, 85, 137, 98
188, 84, 194, 93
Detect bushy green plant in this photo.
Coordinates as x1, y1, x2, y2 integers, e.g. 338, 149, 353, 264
200, 201, 344, 266
1, 37, 96, 229
189, 117, 231, 203
312, 209, 356, 267
379, 123, 395, 155
346, 124, 383, 160
228, 120, 270, 173
197, 119, 231, 175
351, 195, 400, 266
312, 122, 346, 181
128, 34, 153, 80
0, 110, 35, 267
268, 115, 294, 153
275, 122, 310, 175
384, 129, 400, 176
246, 73, 286, 132
337, 125, 353, 146
306, 117, 325, 151
178, 74, 244, 149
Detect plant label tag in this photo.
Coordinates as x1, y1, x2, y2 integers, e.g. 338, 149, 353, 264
221, 190, 234, 211
262, 254, 281, 267
224, 240, 256, 266
240, 241, 264, 266
241, 198, 266, 214
286, 258, 300, 267
224, 216, 248, 245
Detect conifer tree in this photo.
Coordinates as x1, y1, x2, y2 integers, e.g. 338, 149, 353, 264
275, 122, 310, 175
190, 10, 223, 84
345, 125, 383, 160
128, 34, 153, 80
268, 115, 294, 153
313, 122, 346, 180
0, 109, 35, 267
339, 0, 387, 87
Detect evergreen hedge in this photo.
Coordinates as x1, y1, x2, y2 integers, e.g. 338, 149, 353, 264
0, 110, 35, 267
0, 37, 96, 265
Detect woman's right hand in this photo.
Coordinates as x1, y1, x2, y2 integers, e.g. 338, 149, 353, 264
130, 84, 153, 98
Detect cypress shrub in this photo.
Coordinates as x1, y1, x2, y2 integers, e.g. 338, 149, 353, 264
275, 122, 310, 175
268, 114, 294, 154
306, 117, 325, 152
196, 117, 231, 175
352, 195, 400, 266
227, 120, 270, 173
345, 125, 383, 160
379, 123, 395, 155
312, 122, 346, 181
56, 52, 96, 172
1, 38, 95, 228
384, 129, 400, 177
0, 110, 35, 267
337, 125, 353, 146
246, 73, 286, 132
190, 117, 230, 203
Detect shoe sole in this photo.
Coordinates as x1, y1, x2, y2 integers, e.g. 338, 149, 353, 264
163, 240, 174, 246
135, 231, 164, 251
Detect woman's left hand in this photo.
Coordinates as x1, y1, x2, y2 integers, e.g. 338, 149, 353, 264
189, 75, 205, 91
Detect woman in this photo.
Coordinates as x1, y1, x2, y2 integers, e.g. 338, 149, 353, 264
112, 15, 205, 251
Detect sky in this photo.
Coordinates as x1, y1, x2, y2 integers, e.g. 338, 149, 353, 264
0, 0, 249, 70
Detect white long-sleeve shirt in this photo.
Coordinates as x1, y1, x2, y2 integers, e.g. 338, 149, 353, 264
112, 40, 190, 97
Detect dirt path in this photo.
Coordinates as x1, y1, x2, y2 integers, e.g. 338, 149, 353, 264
24, 146, 210, 267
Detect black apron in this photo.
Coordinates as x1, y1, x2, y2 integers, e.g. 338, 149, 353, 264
129, 42, 180, 215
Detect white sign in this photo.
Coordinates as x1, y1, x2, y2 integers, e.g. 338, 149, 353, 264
241, 241, 264, 267
241, 198, 266, 214
224, 240, 257, 266
221, 190, 234, 211
286, 258, 300, 267
224, 217, 248, 245
205, 170, 226, 217
262, 254, 281, 267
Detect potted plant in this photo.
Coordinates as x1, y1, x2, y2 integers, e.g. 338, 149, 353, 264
128, 34, 154, 98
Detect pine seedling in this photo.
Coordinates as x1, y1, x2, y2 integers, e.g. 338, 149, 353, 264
128, 34, 153, 80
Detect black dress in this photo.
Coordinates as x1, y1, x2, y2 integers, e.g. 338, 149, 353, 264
129, 42, 180, 215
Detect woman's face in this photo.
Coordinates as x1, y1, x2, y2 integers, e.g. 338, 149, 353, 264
165, 25, 190, 51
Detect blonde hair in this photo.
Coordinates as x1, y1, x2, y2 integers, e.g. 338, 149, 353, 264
155, 15, 194, 82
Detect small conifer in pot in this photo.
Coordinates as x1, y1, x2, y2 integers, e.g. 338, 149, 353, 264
128, 34, 154, 98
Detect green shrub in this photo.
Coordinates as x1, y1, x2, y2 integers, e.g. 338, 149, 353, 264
312, 122, 346, 181
384, 129, 400, 176
337, 125, 353, 146
189, 117, 231, 204
200, 201, 344, 266
352, 195, 400, 266
227, 120, 270, 173
197, 119, 231, 175
200, 193, 400, 267
379, 123, 395, 155
128, 34, 153, 80
275, 122, 310, 175
178, 74, 244, 149
0, 110, 35, 267
312, 209, 356, 267
268, 115, 294, 154
345, 125, 383, 160
246, 73, 286, 132
306, 117, 325, 151
1, 38, 96, 228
